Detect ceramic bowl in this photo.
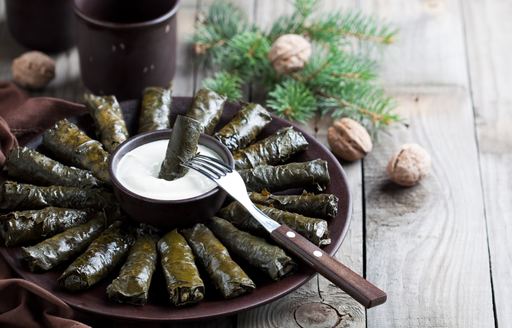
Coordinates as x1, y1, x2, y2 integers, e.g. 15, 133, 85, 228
109, 129, 233, 229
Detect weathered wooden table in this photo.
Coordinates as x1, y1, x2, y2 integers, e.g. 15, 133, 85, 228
0, 0, 508, 327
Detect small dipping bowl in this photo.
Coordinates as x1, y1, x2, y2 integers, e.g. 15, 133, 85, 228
109, 130, 234, 229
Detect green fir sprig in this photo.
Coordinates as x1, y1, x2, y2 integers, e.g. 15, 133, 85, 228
192, 0, 398, 131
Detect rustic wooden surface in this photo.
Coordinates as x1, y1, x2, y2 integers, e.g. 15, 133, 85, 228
0, 0, 508, 327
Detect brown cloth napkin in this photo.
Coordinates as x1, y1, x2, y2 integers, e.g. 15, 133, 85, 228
0, 81, 89, 328
0, 81, 86, 165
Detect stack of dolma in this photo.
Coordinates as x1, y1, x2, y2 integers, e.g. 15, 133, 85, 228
0, 88, 340, 307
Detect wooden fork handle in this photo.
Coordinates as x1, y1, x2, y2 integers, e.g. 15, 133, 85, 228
270, 225, 387, 308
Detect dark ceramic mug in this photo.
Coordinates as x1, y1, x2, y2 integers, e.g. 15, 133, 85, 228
74, 0, 180, 100
6, 0, 75, 52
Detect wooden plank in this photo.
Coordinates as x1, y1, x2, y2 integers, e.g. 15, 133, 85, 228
461, 0, 512, 326
237, 1, 366, 327
364, 87, 495, 327
359, 0, 468, 86
359, 1, 495, 326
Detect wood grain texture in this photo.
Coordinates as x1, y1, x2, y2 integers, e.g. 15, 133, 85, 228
364, 88, 495, 328
360, 1, 495, 326
359, 0, 468, 86
462, 0, 512, 326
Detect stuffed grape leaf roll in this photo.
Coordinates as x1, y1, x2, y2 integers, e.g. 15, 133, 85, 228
6, 147, 101, 188
138, 85, 173, 133
159, 115, 203, 181
158, 229, 204, 306
233, 127, 308, 169
249, 191, 338, 219
0, 181, 116, 212
84, 93, 129, 153
218, 202, 331, 246
0, 207, 89, 246
182, 224, 255, 299
21, 213, 106, 272
59, 221, 134, 291
214, 103, 272, 151
209, 217, 296, 280
106, 233, 158, 305
238, 159, 330, 192
42, 119, 110, 183
186, 88, 226, 135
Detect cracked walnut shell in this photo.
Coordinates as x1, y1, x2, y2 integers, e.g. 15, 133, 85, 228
327, 118, 373, 161
268, 34, 312, 74
12, 51, 55, 89
387, 143, 431, 186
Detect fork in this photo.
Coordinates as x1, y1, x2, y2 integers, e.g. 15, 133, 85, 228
183, 154, 387, 308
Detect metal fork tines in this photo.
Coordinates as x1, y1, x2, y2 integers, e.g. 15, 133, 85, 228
182, 154, 280, 232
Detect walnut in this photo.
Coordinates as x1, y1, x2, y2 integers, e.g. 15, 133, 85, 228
12, 51, 55, 89
268, 34, 312, 74
327, 118, 373, 161
387, 143, 431, 186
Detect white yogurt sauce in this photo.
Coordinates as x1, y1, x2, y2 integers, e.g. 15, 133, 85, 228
116, 140, 220, 200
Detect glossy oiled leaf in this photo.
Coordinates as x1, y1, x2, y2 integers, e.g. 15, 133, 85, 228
84, 93, 129, 153
138, 85, 173, 133
6, 147, 101, 188
209, 217, 296, 280
158, 229, 204, 306
249, 190, 338, 219
159, 115, 203, 181
238, 159, 330, 192
233, 127, 308, 169
182, 224, 255, 299
21, 214, 106, 272
0, 181, 117, 212
59, 221, 134, 291
42, 119, 110, 183
186, 88, 226, 135
107, 234, 159, 305
0, 207, 89, 246
218, 202, 330, 246
214, 103, 272, 151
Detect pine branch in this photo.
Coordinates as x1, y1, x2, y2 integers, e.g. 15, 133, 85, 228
317, 82, 398, 130
212, 31, 272, 80
192, 1, 251, 56
193, 0, 400, 132
293, 46, 377, 89
267, 0, 318, 41
304, 12, 396, 45
267, 79, 317, 122
203, 71, 243, 101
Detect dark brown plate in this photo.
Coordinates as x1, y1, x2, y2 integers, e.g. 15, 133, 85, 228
0, 97, 352, 322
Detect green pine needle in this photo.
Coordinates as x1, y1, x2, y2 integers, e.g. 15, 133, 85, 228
294, 46, 377, 89
193, 0, 399, 132
216, 32, 271, 79
305, 12, 396, 45
192, 1, 251, 56
267, 80, 317, 122
203, 72, 243, 101
318, 82, 398, 130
